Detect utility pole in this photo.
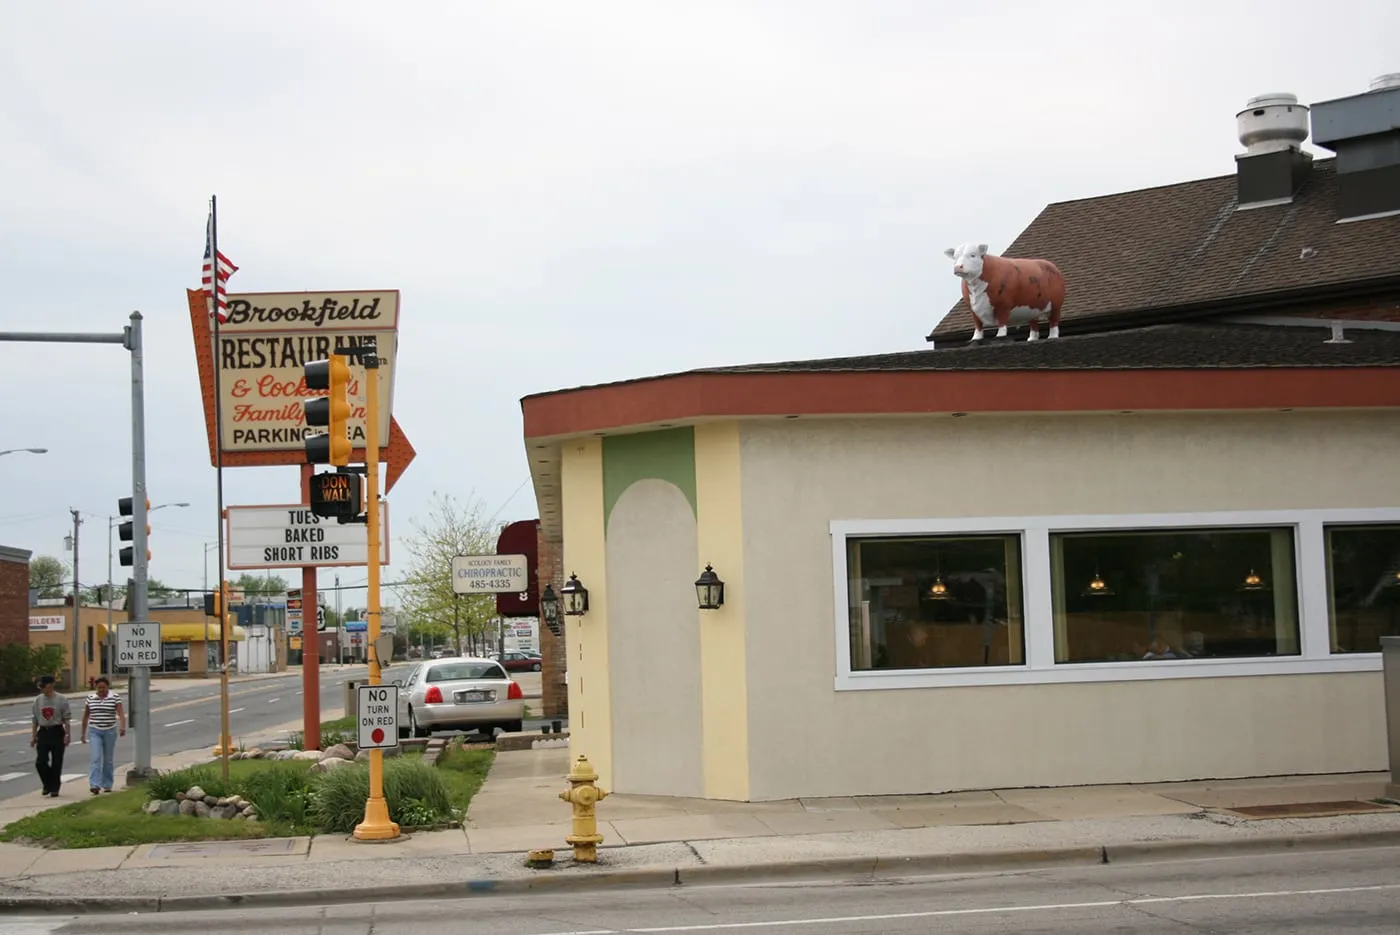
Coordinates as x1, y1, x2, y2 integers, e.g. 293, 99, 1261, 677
335, 574, 343, 664
106, 516, 114, 678
68, 509, 81, 690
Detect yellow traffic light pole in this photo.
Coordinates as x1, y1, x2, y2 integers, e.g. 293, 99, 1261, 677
352, 344, 399, 841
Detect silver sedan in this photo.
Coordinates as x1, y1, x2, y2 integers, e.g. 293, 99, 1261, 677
392, 657, 526, 738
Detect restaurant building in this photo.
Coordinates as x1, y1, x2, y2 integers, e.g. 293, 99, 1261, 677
521, 79, 1400, 800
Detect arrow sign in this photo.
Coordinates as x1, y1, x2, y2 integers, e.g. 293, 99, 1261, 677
357, 416, 416, 493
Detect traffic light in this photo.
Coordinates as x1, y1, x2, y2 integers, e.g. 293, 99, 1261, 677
204, 582, 231, 618
117, 496, 151, 567
304, 356, 353, 466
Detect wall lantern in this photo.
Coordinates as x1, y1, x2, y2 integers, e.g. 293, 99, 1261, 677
539, 584, 563, 636
695, 564, 725, 610
560, 573, 590, 616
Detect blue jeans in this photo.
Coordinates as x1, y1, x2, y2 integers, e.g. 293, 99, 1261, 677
87, 726, 117, 790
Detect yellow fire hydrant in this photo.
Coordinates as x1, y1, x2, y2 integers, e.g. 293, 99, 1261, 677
559, 754, 608, 863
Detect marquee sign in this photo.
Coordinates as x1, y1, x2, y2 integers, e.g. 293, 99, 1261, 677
226, 503, 390, 570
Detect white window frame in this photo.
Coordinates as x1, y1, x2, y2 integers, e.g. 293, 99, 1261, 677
831, 508, 1398, 692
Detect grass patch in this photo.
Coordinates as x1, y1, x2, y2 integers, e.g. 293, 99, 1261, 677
286, 716, 356, 751
438, 743, 495, 814
319, 715, 357, 732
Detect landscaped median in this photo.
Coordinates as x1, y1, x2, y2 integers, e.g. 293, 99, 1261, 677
0, 726, 494, 850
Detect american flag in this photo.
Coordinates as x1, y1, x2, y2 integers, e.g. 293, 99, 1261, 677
202, 210, 238, 323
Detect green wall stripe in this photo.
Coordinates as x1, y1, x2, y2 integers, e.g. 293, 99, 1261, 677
603, 428, 697, 533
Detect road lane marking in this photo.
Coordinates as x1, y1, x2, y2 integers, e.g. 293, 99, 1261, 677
163, 720, 194, 728
229, 707, 245, 714
0, 772, 25, 782
267, 697, 281, 704
520, 882, 1400, 934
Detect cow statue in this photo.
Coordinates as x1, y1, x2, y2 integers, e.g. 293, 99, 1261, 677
943, 243, 1066, 341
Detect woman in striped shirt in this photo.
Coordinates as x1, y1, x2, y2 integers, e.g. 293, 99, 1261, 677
80, 677, 126, 794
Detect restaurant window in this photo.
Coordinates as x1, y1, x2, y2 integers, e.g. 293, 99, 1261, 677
1326, 524, 1400, 653
847, 534, 1025, 670
1050, 527, 1299, 663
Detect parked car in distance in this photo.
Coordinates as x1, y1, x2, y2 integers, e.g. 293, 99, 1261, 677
391, 657, 525, 738
494, 651, 543, 672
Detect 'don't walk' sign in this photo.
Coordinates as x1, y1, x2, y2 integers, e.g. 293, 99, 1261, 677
357, 685, 399, 749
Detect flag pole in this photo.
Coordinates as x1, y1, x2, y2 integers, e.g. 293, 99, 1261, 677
209, 195, 233, 780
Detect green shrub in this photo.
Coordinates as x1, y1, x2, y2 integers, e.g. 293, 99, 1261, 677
144, 765, 234, 802
0, 644, 67, 696
309, 759, 453, 833
240, 764, 313, 827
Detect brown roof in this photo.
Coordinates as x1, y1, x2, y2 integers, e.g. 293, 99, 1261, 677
929, 159, 1400, 342
712, 321, 1400, 373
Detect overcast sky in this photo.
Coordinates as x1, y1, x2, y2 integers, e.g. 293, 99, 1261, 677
2, 1, 1396, 606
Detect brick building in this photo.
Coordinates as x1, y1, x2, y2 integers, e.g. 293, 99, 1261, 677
0, 546, 31, 651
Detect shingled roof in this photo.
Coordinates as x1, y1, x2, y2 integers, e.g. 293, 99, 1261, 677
929, 159, 1400, 342
711, 321, 1400, 373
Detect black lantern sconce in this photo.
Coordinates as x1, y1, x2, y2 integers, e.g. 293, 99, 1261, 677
539, 583, 563, 636
695, 564, 725, 610
560, 573, 590, 616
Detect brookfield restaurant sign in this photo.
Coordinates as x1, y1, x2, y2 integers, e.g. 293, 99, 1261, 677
212, 291, 399, 454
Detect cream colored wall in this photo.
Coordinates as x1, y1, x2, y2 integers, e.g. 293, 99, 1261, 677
606, 479, 704, 796
695, 422, 751, 800
561, 439, 613, 785
739, 411, 1400, 800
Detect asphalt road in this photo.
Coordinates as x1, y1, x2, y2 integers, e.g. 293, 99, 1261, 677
8, 845, 1400, 934
0, 668, 368, 800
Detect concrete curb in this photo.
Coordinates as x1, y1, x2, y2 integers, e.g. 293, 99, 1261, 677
2, 827, 1399, 915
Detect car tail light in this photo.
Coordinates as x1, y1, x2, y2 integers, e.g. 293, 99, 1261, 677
424, 686, 443, 704
507, 680, 523, 700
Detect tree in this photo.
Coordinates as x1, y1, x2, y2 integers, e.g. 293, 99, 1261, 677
395, 491, 501, 654
28, 556, 68, 599
233, 573, 289, 599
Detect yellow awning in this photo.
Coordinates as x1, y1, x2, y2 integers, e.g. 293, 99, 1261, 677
155, 623, 248, 643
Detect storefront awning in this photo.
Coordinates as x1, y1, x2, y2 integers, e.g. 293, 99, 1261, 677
154, 623, 248, 643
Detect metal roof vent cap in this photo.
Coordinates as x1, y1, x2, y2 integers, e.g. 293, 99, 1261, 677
1369, 73, 1400, 92
1237, 92, 1309, 154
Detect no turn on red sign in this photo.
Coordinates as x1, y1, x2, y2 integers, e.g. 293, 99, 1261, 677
357, 685, 399, 749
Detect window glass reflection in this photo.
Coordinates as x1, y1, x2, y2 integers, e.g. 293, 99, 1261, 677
1326, 525, 1400, 653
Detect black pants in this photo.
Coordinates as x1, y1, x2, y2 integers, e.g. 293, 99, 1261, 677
35, 726, 66, 793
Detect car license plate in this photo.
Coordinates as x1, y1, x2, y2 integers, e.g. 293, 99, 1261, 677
455, 690, 493, 703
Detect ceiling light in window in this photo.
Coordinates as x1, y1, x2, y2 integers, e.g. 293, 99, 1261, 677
1241, 569, 1268, 591
928, 576, 950, 600
1083, 571, 1113, 597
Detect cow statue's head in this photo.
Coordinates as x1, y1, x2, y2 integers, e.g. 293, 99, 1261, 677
943, 243, 990, 280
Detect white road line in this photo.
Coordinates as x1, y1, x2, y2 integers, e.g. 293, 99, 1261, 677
520, 882, 1400, 935
163, 719, 194, 728
228, 707, 245, 714
0, 772, 26, 782
59, 773, 82, 783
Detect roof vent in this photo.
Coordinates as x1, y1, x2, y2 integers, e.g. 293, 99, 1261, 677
1235, 93, 1313, 209
1237, 93, 1310, 155
1311, 74, 1400, 221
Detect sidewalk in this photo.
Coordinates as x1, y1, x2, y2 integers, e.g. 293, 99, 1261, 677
1, 743, 1398, 912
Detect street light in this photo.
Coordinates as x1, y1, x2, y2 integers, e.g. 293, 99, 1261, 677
106, 501, 190, 676
560, 573, 589, 617
0, 447, 47, 456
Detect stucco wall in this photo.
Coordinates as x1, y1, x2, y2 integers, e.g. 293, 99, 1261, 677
738, 411, 1400, 800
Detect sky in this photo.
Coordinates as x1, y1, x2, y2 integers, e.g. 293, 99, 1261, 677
2, 0, 1397, 608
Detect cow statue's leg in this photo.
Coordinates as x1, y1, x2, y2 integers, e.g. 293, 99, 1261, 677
971, 325, 984, 341
1049, 323, 1060, 339
1046, 303, 1062, 339
1027, 321, 1040, 342
995, 324, 1009, 338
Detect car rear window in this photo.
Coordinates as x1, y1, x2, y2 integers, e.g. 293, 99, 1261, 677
426, 662, 507, 682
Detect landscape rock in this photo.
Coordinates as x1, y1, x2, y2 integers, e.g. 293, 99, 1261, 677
310, 756, 355, 775
355, 745, 402, 762
293, 749, 324, 762
210, 805, 238, 820
245, 748, 264, 759
142, 800, 162, 815
186, 785, 207, 802
157, 800, 181, 817
194, 800, 211, 819
245, 815, 259, 823
323, 743, 355, 761
175, 791, 186, 801
232, 813, 246, 821
178, 799, 196, 817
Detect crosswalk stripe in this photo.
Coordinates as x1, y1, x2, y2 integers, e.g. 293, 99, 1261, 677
0, 772, 26, 782
60, 773, 82, 783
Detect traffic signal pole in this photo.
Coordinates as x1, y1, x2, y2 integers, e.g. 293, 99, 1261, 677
300, 465, 322, 751
353, 345, 399, 841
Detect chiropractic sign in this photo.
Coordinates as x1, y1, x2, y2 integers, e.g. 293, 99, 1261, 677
205, 290, 399, 454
